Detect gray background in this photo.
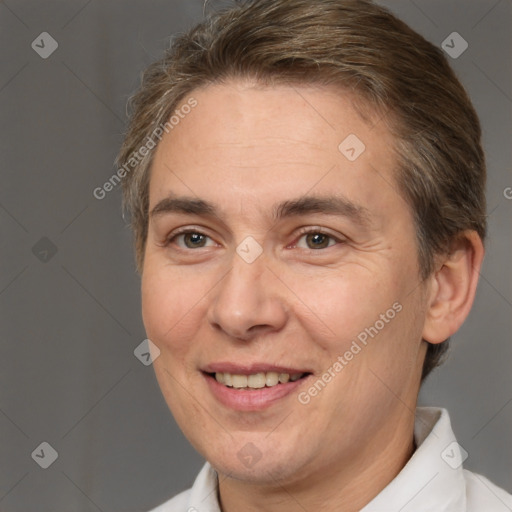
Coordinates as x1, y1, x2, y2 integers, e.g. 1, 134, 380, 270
0, 0, 510, 510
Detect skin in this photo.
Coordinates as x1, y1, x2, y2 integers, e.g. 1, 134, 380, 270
141, 80, 484, 512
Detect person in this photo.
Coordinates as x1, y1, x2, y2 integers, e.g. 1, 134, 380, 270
117, 1, 512, 510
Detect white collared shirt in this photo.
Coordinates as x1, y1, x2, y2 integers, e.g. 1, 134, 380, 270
149, 407, 512, 511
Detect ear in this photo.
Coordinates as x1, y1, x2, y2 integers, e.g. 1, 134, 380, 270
422, 230, 485, 344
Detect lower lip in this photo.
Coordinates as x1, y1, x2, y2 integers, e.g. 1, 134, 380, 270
203, 373, 309, 411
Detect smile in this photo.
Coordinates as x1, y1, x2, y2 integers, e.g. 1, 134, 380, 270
202, 367, 312, 411
214, 371, 306, 389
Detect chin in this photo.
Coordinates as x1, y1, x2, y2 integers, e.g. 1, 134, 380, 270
213, 456, 298, 485
201, 434, 311, 485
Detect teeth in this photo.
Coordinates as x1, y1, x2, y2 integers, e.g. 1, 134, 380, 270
265, 372, 279, 386
232, 375, 248, 388
214, 371, 305, 389
248, 373, 266, 388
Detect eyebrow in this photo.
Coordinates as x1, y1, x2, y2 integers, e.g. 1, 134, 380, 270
149, 193, 372, 227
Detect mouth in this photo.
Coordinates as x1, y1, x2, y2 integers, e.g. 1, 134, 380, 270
201, 365, 313, 410
206, 371, 310, 390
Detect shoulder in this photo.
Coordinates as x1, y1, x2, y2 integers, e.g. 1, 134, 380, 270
146, 488, 191, 512
464, 469, 512, 511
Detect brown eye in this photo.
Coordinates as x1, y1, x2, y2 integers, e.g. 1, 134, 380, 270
304, 233, 331, 249
167, 230, 215, 249
182, 232, 207, 248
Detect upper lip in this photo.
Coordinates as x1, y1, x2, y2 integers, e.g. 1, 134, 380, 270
202, 362, 312, 375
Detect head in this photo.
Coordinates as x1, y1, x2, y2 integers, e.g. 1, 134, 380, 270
118, 0, 485, 489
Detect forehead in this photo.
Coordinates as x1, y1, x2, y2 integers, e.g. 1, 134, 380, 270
149, 80, 403, 220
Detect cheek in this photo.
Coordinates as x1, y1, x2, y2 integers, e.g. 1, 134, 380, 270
290, 267, 396, 347
141, 267, 204, 354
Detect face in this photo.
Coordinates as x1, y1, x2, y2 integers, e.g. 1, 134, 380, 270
142, 80, 430, 486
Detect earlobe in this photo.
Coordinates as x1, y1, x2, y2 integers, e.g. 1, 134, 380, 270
422, 231, 484, 344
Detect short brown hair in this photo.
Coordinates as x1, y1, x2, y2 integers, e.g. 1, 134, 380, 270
117, 0, 486, 380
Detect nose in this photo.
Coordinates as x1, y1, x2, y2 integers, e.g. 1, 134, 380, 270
207, 250, 288, 341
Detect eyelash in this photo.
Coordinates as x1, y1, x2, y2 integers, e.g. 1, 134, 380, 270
164, 227, 345, 251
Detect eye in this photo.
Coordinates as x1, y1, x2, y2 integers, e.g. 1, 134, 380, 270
295, 229, 341, 250
167, 230, 216, 249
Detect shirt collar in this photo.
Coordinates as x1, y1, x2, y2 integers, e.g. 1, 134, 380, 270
361, 407, 467, 512
187, 407, 466, 512
187, 461, 220, 511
